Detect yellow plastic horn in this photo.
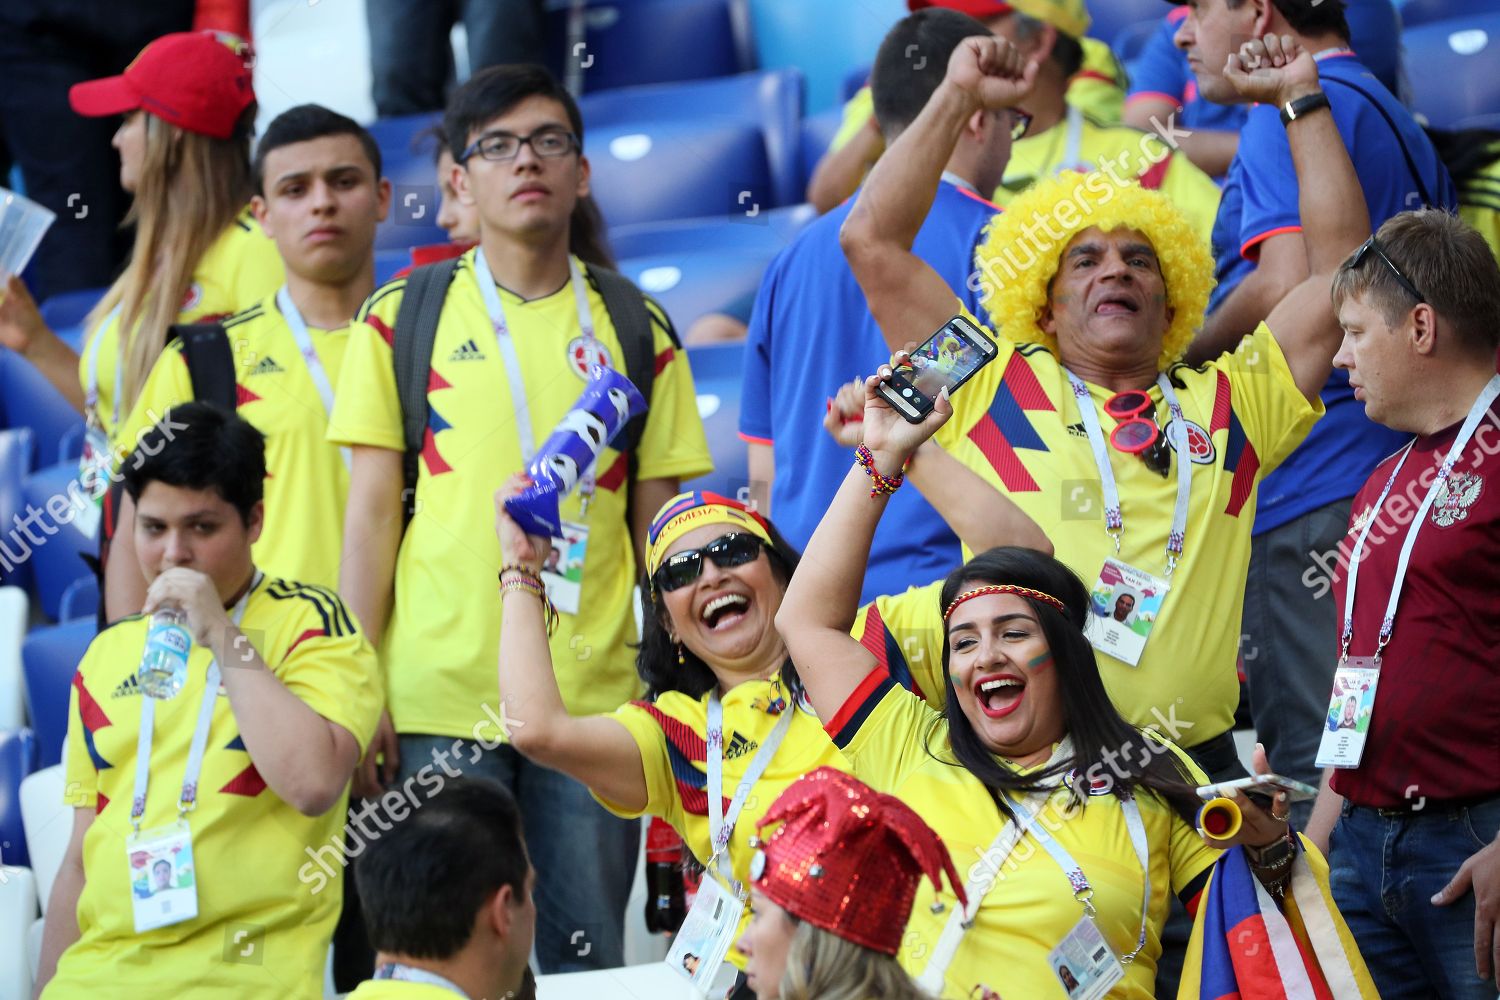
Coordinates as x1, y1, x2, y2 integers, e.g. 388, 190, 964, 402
1196, 796, 1243, 842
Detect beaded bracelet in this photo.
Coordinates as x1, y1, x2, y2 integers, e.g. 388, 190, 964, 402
499, 566, 560, 637
855, 443, 905, 498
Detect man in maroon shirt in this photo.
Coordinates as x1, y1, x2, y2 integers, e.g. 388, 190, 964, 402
1306, 209, 1500, 1000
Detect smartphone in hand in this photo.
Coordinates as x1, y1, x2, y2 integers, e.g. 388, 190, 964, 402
876, 314, 998, 423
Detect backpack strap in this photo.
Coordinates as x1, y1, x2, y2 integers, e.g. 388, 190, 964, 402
589, 265, 657, 461
171, 322, 237, 412
392, 258, 461, 527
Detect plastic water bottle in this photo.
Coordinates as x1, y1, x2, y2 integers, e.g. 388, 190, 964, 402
138, 607, 192, 699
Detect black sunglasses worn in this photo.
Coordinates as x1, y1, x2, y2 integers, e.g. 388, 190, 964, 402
652, 532, 766, 593
1349, 236, 1426, 305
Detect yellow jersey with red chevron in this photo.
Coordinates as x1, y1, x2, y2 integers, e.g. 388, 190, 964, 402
327, 250, 712, 737
933, 317, 1321, 745
996, 107, 1221, 243
850, 580, 948, 708
598, 677, 850, 967
115, 294, 351, 591
53, 575, 381, 1000
79, 207, 284, 446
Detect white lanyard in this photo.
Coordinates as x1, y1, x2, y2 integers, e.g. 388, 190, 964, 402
84, 305, 125, 429
918, 763, 1151, 991
374, 963, 470, 997
276, 287, 351, 471
472, 247, 599, 465
705, 688, 794, 888
130, 572, 261, 833
1340, 375, 1500, 661
1067, 370, 1193, 574
1063, 105, 1084, 169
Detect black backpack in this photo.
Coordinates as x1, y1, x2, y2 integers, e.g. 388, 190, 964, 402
389, 258, 658, 526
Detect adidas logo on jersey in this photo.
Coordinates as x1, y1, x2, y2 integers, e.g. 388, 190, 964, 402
112, 674, 142, 699
722, 733, 760, 761
449, 339, 487, 362
251, 356, 286, 375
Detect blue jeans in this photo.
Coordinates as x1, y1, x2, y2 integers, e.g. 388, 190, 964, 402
366, 0, 544, 116
1329, 796, 1500, 999
396, 735, 639, 973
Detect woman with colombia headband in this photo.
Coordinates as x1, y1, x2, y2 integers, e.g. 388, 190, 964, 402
737, 767, 961, 1000
491, 429, 1044, 994
0, 32, 282, 456
777, 373, 1309, 1000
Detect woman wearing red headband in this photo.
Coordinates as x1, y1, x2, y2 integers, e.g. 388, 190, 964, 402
738, 767, 960, 999
491, 425, 1045, 994
778, 370, 1298, 999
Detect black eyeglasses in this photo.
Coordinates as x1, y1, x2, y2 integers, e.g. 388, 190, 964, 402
652, 533, 765, 593
459, 127, 579, 164
1348, 236, 1426, 305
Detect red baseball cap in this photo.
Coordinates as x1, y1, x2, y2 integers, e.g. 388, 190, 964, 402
69, 31, 256, 140
908, 0, 1091, 38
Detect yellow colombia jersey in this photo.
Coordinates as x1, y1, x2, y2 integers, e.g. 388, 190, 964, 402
327, 250, 713, 738
1457, 143, 1500, 265
116, 294, 351, 591
996, 106, 1222, 243
346, 983, 459, 1000
851, 580, 948, 708
53, 576, 382, 1000
827, 670, 1219, 1000
934, 318, 1321, 746
599, 677, 850, 967
80, 207, 284, 446
828, 46, 1124, 158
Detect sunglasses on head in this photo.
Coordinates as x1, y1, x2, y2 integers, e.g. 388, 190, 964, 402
1104, 389, 1170, 477
652, 532, 766, 593
1348, 236, 1426, 305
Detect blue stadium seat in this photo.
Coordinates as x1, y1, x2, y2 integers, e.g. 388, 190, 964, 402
21, 619, 96, 768
1404, 15, 1500, 130
609, 204, 815, 260
682, 342, 749, 500
747, 0, 904, 113
840, 66, 871, 104
1085, 0, 1166, 46
587, 119, 773, 229
1113, 18, 1160, 65
0, 429, 33, 593
545, 0, 753, 94
799, 108, 844, 196
38, 287, 107, 333
618, 248, 775, 334
1397, 0, 1500, 28
1346, 0, 1405, 97
580, 70, 806, 208
0, 727, 38, 867
20, 462, 96, 622
58, 576, 99, 624
365, 112, 449, 252
0, 351, 85, 470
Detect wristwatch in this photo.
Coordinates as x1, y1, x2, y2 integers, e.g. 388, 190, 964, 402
1280, 92, 1330, 126
1247, 830, 1297, 869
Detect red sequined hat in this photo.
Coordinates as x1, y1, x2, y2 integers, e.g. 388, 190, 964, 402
750, 768, 967, 956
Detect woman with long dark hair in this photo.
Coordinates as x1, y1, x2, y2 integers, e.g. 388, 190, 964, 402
778, 371, 1302, 999
491, 421, 1045, 991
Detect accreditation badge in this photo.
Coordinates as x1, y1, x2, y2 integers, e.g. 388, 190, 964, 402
664, 872, 743, 997
540, 520, 588, 616
1048, 915, 1124, 1000
1085, 558, 1169, 667
73, 425, 112, 540
126, 821, 199, 932
1314, 657, 1380, 769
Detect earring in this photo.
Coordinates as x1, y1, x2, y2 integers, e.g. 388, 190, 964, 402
676, 642, 686, 667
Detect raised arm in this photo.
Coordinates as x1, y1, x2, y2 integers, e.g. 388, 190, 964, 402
778, 370, 952, 720
823, 377, 1053, 555
493, 478, 648, 813
840, 36, 1037, 351
1223, 35, 1370, 402
0, 276, 86, 413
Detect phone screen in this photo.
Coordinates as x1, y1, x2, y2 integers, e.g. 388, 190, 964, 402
894, 326, 988, 400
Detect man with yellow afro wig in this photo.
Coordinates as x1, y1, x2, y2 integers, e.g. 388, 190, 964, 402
839, 32, 1370, 791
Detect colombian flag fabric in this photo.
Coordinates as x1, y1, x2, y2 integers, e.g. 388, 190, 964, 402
1181, 837, 1380, 1000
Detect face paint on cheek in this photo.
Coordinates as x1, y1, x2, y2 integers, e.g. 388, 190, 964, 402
1027, 651, 1054, 674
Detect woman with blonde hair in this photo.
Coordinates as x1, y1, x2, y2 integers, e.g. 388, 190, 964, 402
737, 767, 957, 1000
0, 31, 282, 451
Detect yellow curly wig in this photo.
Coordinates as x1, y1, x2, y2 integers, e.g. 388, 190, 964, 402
972, 170, 1216, 371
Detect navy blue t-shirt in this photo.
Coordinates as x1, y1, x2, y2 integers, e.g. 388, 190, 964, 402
1210, 53, 1456, 532
740, 180, 995, 601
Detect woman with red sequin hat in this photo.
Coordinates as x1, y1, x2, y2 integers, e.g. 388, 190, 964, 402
738, 767, 962, 999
